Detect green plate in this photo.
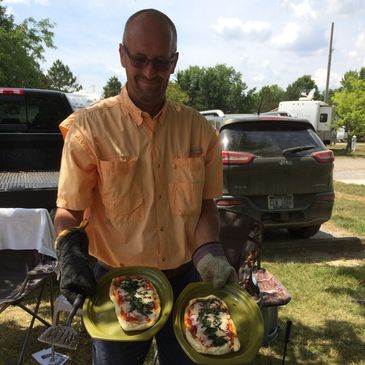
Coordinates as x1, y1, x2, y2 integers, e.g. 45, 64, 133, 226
83, 267, 173, 341
173, 282, 264, 365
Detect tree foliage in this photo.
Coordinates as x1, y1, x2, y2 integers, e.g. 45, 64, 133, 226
332, 70, 365, 153
167, 81, 190, 104
257, 84, 285, 112
0, 1, 56, 87
46, 59, 82, 92
176, 64, 255, 113
285, 75, 320, 100
102, 76, 122, 98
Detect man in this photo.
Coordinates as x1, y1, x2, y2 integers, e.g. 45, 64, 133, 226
54, 8, 236, 365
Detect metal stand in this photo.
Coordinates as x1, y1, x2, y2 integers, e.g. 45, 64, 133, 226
281, 320, 292, 365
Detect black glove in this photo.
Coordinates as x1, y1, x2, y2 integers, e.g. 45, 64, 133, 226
55, 221, 97, 304
193, 241, 238, 289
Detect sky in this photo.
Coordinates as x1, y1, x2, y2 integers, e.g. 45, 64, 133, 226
4, 0, 365, 96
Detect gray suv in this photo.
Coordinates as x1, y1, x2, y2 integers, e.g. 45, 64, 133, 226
209, 114, 335, 238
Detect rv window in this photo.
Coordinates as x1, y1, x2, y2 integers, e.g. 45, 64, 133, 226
320, 113, 328, 123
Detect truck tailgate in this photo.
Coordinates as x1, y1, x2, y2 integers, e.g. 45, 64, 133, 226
0, 171, 59, 209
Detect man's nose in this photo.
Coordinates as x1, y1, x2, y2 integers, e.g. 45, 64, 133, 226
142, 61, 158, 78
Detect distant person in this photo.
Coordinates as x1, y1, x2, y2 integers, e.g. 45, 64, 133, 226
53, 8, 237, 365
330, 129, 337, 146
351, 135, 357, 152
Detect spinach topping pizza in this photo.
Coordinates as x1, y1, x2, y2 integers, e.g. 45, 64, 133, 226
184, 295, 240, 355
109, 275, 161, 331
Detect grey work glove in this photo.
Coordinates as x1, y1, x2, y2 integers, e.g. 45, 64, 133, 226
55, 220, 97, 304
193, 241, 238, 289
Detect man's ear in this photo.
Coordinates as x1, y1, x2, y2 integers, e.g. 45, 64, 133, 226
170, 52, 179, 74
119, 44, 126, 68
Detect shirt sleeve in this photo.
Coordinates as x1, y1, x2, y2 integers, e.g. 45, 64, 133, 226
202, 123, 223, 199
56, 118, 98, 210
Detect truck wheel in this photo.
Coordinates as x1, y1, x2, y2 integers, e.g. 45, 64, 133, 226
288, 225, 321, 238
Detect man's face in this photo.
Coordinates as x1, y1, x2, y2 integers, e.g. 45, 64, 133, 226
120, 16, 178, 112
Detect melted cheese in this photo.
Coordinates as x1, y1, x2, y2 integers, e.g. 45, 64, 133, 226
110, 275, 161, 331
184, 295, 240, 355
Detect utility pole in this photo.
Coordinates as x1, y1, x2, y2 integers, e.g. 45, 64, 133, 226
324, 22, 334, 103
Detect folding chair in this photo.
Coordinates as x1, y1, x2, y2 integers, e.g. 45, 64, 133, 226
0, 208, 57, 365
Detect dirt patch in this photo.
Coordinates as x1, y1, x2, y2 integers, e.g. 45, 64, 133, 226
320, 220, 358, 238
263, 220, 365, 267
335, 191, 365, 203
322, 257, 365, 267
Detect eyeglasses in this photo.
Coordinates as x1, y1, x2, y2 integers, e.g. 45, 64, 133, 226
122, 44, 176, 72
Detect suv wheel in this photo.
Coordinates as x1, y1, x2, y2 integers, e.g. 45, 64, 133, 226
288, 225, 321, 239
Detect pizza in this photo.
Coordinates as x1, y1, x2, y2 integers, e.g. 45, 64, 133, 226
184, 295, 240, 355
109, 275, 161, 331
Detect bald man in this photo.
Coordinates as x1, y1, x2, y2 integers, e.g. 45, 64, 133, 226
54, 9, 236, 364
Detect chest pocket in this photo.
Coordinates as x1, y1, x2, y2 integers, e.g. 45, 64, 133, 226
99, 156, 144, 224
169, 156, 205, 216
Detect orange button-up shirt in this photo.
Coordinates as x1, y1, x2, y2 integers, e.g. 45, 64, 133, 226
57, 87, 222, 269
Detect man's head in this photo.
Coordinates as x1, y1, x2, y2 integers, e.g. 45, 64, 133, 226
120, 9, 178, 116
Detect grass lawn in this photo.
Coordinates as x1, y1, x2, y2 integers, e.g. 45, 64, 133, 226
332, 182, 365, 237
256, 253, 365, 365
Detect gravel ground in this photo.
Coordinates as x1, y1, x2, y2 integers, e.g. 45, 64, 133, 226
333, 157, 365, 185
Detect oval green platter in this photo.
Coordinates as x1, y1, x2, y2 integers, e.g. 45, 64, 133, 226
83, 266, 173, 341
173, 282, 264, 365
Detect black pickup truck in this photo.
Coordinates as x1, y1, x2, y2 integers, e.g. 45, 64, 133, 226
0, 87, 76, 209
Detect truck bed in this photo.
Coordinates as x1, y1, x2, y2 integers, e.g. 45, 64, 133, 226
0, 171, 59, 209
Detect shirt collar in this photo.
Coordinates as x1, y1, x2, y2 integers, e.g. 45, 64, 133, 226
119, 85, 168, 126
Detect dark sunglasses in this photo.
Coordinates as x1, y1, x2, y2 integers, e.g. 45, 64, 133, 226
122, 44, 176, 72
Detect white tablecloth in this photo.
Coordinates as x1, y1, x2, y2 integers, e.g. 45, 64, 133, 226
0, 208, 56, 258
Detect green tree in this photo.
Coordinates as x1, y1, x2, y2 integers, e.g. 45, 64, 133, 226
332, 72, 365, 153
176, 64, 255, 113
359, 67, 365, 80
102, 76, 122, 98
176, 65, 205, 109
257, 84, 285, 112
285, 75, 320, 100
167, 81, 189, 104
0, 1, 55, 87
46, 59, 82, 92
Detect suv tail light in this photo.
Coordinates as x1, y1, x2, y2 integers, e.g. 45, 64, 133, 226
311, 150, 334, 163
222, 151, 255, 165
216, 199, 242, 206
320, 193, 335, 202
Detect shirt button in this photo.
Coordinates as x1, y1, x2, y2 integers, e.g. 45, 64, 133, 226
156, 163, 160, 168
158, 194, 162, 200
160, 227, 164, 232
161, 257, 166, 262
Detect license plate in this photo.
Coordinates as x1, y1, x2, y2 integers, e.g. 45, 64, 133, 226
268, 194, 294, 210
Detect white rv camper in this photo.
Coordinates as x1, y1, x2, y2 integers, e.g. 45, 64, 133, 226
278, 89, 333, 145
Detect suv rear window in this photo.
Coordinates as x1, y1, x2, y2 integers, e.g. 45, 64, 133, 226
220, 121, 324, 157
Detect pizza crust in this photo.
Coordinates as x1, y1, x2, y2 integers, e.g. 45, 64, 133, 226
109, 275, 161, 332
184, 295, 240, 355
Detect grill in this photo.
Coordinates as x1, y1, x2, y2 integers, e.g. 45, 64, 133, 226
0, 171, 59, 192
219, 209, 292, 362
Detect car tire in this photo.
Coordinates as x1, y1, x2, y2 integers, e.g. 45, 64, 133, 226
288, 225, 321, 239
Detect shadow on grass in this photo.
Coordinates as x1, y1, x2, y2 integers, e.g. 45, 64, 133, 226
2, 307, 365, 365
0, 316, 92, 365
331, 148, 352, 157
261, 243, 365, 266
255, 317, 365, 365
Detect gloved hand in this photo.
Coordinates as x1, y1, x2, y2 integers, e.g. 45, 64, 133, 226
193, 241, 238, 289
55, 220, 97, 304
